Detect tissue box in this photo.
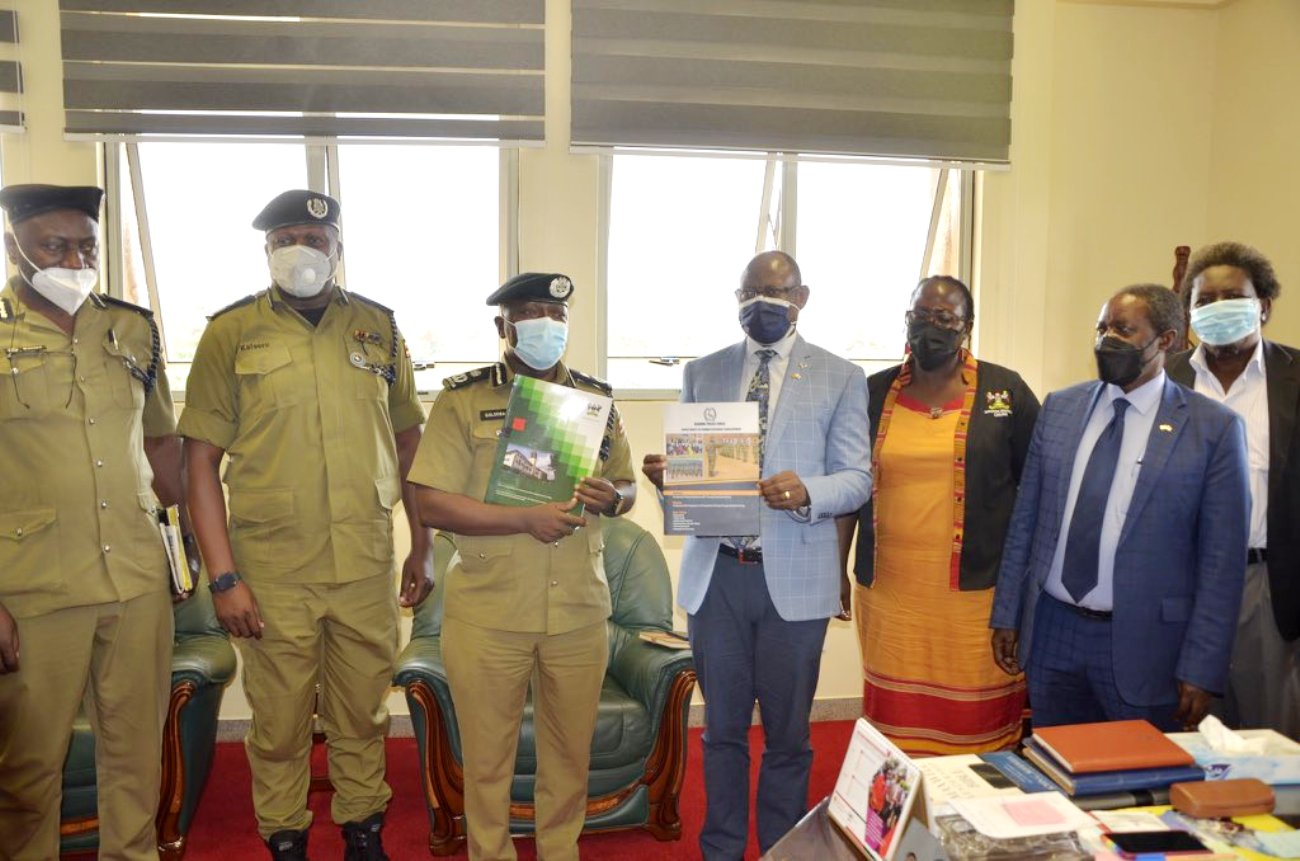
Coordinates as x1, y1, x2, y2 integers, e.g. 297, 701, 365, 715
1167, 729, 1300, 785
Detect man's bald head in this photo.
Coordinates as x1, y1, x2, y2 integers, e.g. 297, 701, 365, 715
742, 251, 802, 292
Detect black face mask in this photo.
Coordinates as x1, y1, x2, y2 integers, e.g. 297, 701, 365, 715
906, 320, 964, 371
1094, 334, 1157, 388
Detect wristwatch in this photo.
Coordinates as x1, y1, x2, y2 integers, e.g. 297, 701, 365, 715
208, 571, 242, 594
604, 486, 627, 517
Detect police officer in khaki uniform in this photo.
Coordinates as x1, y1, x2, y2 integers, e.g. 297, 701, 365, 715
410, 272, 636, 861
0, 184, 185, 860
181, 190, 431, 861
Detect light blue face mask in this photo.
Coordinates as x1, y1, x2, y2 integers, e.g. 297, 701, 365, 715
508, 316, 568, 370
1190, 297, 1261, 346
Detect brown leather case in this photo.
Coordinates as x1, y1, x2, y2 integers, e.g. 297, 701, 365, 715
1170, 778, 1275, 818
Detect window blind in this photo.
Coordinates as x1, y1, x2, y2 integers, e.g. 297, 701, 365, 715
59, 1, 545, 142
571, 0, 1013, 164
0, 9, 22, 133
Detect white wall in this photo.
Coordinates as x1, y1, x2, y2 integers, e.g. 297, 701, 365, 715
4, 0, 1299, 723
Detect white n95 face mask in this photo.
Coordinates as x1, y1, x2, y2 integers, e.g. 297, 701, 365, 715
270, 245, 333, 298
14, 240, 98, 315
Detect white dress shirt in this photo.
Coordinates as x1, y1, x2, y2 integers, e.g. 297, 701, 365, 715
1044, 371, 1166, 611
1190, 341, 1269, 548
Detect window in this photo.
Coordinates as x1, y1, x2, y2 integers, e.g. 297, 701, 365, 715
111, 142, 505, 391
602, 154, 970, 393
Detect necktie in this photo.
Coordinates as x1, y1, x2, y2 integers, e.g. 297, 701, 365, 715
1061, 398, 1130, 602
733, 349, 776, 550
748, 348, 777, 466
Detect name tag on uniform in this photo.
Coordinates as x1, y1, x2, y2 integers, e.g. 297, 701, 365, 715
479, 408, 507, 421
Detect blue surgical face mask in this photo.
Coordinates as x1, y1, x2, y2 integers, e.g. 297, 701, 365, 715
1190, 297, 1261, 346
739, 296, 794, 345
508, 316, 568, 370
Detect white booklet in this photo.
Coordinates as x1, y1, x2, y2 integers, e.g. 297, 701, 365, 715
827, 718, 923, 861
661, 401, 761, 536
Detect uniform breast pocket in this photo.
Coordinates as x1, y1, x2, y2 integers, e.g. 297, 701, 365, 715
234, 345, 299, 410
101, 340, 147, 411
344, 335, 391, 401
1, 352, 72, 417
471, 422, 504, 476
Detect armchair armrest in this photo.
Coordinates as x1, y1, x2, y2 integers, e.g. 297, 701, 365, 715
394, 635, 448, 689
170, 634, 237, 688
607, 627, 694, 732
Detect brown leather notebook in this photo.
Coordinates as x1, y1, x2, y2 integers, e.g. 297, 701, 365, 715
1031, 719, 1195, 774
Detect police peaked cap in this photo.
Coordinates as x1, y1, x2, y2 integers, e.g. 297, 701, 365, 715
0, 184, 103, 224
252, 189, 341, 232
486, 272, 575, 306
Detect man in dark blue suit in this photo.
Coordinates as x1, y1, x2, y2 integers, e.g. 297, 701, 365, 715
991, 284, 1250, 730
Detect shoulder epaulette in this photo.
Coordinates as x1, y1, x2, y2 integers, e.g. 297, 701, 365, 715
208, 294, 257, 321
349, 292, 395, 315
100, 295, 154, 318
571, 369, 613, 396
443, 363, 504, 391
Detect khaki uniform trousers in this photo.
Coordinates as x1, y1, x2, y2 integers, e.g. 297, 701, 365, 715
0, 589, 173, 861
443, 618, 608, 861
237, 572, 398, 839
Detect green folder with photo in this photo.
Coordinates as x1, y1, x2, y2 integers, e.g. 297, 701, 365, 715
484, 374, 613, 509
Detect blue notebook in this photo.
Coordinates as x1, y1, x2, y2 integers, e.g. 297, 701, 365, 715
1023, 739, 1205, 795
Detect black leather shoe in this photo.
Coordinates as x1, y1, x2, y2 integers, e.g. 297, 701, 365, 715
342, 812, 389, 861
266, 828, 309, 860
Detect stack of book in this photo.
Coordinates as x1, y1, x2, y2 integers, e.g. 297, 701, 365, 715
1022, 719, 1206, 810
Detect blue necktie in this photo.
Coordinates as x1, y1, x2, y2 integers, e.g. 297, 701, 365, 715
1061, 398, 1130, 602
748, 349, 777, 467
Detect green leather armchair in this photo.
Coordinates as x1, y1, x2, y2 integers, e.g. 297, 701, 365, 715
59, 586, 237, 859
394, 517, 697, 856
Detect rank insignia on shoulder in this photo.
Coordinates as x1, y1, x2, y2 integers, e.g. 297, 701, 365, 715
443, 365, 496, 390
571, 368, 612, 395
209, 294, 256, 320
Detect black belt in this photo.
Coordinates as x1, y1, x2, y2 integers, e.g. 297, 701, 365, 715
1050, 595, 1112, 620
718, 544, 763, 564
1248, 548, 1268, 565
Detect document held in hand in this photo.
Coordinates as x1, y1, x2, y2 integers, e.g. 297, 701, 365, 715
661, 402, 762, 536
157, 505, 194, 595
484, 374, 613, 510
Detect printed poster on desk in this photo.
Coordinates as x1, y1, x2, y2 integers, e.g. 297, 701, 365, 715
827, 718, 923, 861
662, 402, 762, 536
484, 375, 612, 509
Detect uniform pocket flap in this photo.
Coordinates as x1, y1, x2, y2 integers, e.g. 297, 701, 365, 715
376, 476, 402, 510
458, 534, 513, 563
229, 489, 295, 524
1161, 595, 1192, 622
234, 345, 293, 376
0, 507, 57, 540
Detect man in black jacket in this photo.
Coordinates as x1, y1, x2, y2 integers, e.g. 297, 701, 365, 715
1168, 241, 1300, 738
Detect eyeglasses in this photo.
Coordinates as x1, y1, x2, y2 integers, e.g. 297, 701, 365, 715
905, 308, 966, 330
735, 285, 802, 302
5, 346, 77, 410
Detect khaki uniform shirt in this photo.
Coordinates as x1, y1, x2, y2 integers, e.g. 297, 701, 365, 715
410, 361, 634, 635
0, 281, 175, 619
178, 286, 424, 584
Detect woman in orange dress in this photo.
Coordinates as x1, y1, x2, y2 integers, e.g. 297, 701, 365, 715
847, 276, 1040, 756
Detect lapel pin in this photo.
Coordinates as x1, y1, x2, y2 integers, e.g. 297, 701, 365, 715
792, 373, 802, 380
1159, 423, 1173, 432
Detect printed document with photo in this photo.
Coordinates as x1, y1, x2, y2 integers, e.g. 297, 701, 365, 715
827, 718, 923, 861
662, 402, 761, 536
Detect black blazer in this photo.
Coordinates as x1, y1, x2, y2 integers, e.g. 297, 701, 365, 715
1167, 340, 1300, 641
853, 360, 1040, 591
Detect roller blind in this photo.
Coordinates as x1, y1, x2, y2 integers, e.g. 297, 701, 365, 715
571, 0, 1014, 164
58, 1, 545, 142
0, 9, 22, 133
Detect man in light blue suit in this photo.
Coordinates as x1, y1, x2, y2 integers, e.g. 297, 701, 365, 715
644, 251, 870, 858
991, 284, 1250, 731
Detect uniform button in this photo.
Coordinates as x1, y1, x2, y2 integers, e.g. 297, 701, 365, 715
477, 552, 487, 559
103, 545, 111, 554
15, 528, 22, 537
88, 417, 96, 425
72, 337, 79, 345
79, 375, 87, 382
96, 459, 104, 467
550, 580, 558, 587
100, 500, 108, 509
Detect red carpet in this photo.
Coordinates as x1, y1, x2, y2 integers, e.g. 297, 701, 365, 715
183, 721, 854, 860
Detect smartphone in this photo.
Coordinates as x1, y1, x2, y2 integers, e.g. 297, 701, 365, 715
1109, 829, 1210, 857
